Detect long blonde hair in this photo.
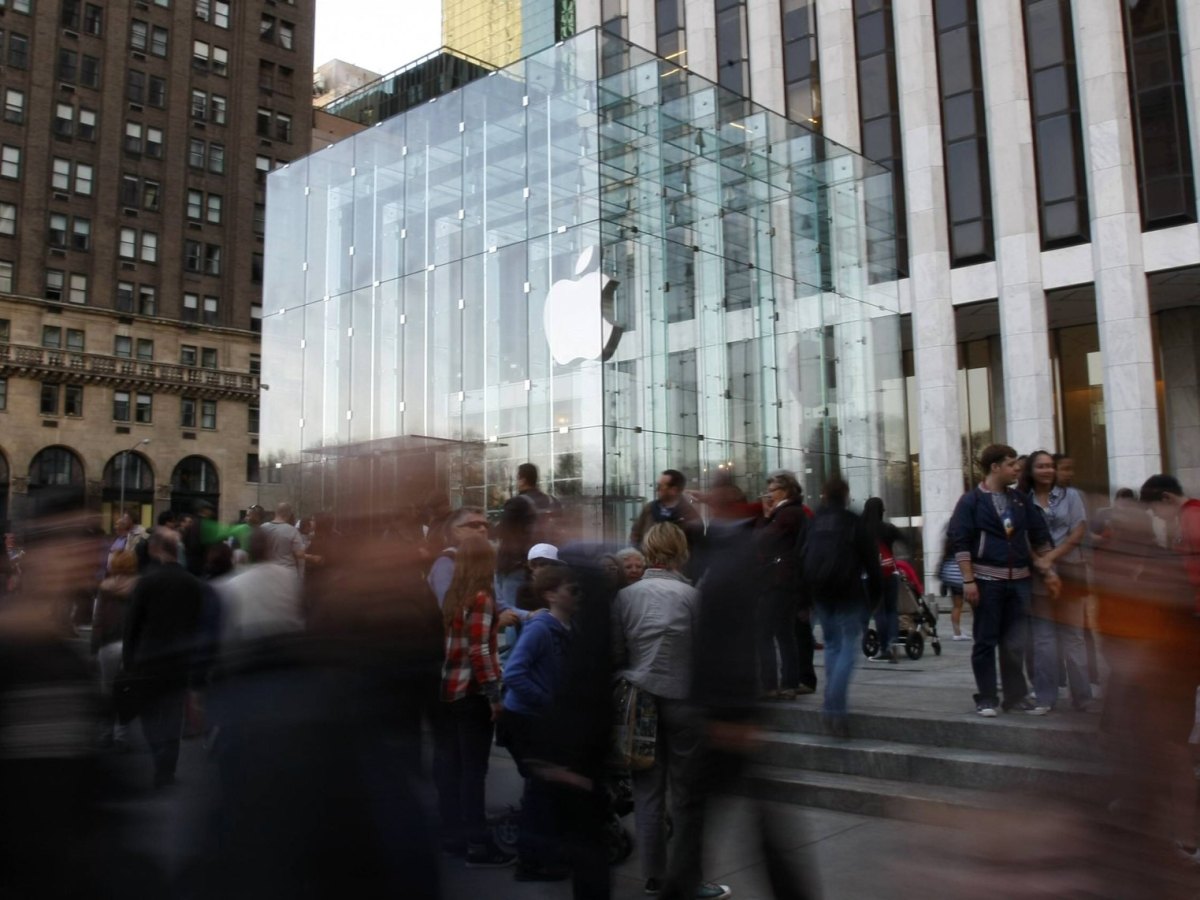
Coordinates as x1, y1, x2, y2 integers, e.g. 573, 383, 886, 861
442, 535, 496, 628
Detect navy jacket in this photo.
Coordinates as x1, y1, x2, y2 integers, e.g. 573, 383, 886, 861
948, 485, 1052, 580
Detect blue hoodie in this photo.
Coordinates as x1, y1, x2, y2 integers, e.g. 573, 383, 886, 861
502, 612, 570, 717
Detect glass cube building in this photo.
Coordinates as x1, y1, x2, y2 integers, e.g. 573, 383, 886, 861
260, 29, 911, 538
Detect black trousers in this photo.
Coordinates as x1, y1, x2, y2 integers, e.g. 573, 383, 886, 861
433, 694, 494, 845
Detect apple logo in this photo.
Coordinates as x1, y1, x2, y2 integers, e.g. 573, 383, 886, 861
543, 245, 623, 366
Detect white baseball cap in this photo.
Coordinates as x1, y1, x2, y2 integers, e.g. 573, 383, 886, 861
527, 543, 560, 563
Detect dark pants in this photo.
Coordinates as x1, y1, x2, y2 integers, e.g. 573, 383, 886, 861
971, 579, 1030, 707
872, 573, 900, 650
503, 711, 561, 868
794, 610, 817, 690
141, 681, 186, 785
434, 694, 494, 845
757, 588, 799, 692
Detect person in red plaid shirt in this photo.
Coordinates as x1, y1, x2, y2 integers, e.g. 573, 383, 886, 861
436, 534, 515, 868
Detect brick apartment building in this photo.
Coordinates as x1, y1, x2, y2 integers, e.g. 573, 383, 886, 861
0, 0, 313, 528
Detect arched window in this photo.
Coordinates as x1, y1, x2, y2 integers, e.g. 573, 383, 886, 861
102, 451, 155, 529
27, 446, 86, 516
0, 449, 9, 527
171, 456, 220, 517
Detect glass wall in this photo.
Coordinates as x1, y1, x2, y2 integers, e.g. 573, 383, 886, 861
260, 29, 905, 538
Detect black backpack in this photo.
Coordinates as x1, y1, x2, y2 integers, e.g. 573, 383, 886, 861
802, 508, 858, 596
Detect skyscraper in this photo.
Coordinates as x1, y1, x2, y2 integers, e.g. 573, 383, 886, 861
0, 0, 313, 525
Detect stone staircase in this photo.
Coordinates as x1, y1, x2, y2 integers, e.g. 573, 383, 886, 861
741, 643, 1111, 823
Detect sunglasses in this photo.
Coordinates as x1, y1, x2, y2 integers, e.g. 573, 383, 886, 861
458, 521, 489, 530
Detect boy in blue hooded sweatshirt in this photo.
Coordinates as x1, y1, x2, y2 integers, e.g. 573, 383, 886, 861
501, 563, 578, 882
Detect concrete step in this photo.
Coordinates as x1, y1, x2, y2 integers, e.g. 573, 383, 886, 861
740, 765, 1009, 823
755, 730, 1110, 800
758, 701, 1104, 761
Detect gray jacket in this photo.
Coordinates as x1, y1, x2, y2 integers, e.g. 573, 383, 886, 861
611, 568, 698, 700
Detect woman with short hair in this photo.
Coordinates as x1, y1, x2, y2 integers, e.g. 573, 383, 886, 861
754, 469, 811, 699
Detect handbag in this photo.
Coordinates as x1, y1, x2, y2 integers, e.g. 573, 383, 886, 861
610, 679, 658, 772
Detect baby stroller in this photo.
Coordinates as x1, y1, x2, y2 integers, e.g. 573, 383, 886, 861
862, 563, 941, 660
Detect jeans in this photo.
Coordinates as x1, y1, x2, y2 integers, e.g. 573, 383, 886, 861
971, 579, 1030, 708
816, 602, 864, 719
434, 694, 495, 845
632, 697, 703, 883
1030, 565, 1092, 708
757, 587, 799, 692
140, 681, 186, 784
872, 573, 900, 651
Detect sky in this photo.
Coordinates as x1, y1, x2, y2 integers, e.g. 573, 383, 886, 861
313, 0, 442, 75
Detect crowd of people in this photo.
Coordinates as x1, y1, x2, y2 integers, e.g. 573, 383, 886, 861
0, 450, 1198, 898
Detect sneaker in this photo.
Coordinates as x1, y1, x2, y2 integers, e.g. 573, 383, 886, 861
952, 633, 970, 641
1003, 698, 1037, 713
1026, 705, 1052, 716
696, 883, 732, 900
975, 703, 997, 718
465, 840, 516, 868
645, 879, 662, 895
794, 684, 816, 695
777, 688, 797, 700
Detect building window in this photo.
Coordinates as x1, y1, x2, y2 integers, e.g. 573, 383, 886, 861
141, 231, 157, 263
143, 179, 159, 210
201, 399, 217, 429
180, 345, 197, 367
125, 67, 143, 103
7, 33, 28, 69
80, 55, 101, 89
64, 384, 83, 417
248, 404, 260, 434
210, 94, 227, 125
181, 396, 197, 428
0, 260, 13, 292
45, 269, 64, 301
0, 145, 18, 180
715, 0, 749, 95
183, 292, 199, 321
1023, 0, 1089, 248
249, 353, 261, 375
78, 109, 96, 141
191, 90, 207, 121
119, 228, 137, 259
184, 243, 202, 274
201, 347, 217, 369
65, 328, 84, 352
250, 303, 263, 334
4, 90, 24, 125
187, 189, 203, 220
150, 25, 168, 57
114, 335, 132, 358
117, 281, 134, 312
41, 384, 60, 416
246, 454, 260, 483
189, 139, 206, 169
253, 203, 266, 235
136, 338, 154, 361
275, 113, 292, 143
125, 121, 143, 153
135, 392, 152, 423
62, 0, 81, 27
113, 390, 130, 422
934, 0, 994, 265
213, 0, 229, 27
255, 155, 271, 184
76, 163, 93, 196
55, 104, 74, 137
57, 49, 77, 82
206, 194, 222, 224
49, 213, 68, 248
204, 244, 221, 275
146, 127, 163, 159
208, 143, 225, 174
256, 108, 271, 138
148, 76, 166, 108
52, 158, 71, 191
1123, 0, 1196, 228
0, 202, 15, 235
203, 295, 218, 325
71, 217, 90, 252
782, 0, 820, 126
84, 3, 102, 35
252, 252, 263, 284
139, 285, 156, 316
0, 377, 6, 410
68, 273, 87, 304
130, 19, 148, 52
42, 326, 62, 349
854, 0, 908, 280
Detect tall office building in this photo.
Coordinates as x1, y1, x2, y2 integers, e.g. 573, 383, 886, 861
574, 0, 1200, 566
442, 0, 573, 68
0, 0, 313, 527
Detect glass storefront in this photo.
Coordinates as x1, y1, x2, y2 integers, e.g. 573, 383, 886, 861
260, 29, 907, 539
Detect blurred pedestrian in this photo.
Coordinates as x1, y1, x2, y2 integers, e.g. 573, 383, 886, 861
754, 469, 810, 699
496, 463, 561, 616
612, 522, 731, 899
259, 501, 305, 572
862, 497, 905, 663
123, 528, 206, 787
94, 549, 138, 748
436, 534, 514, 866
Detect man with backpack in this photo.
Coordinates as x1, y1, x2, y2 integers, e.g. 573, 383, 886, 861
803, 477, 881, 738
495, 464, 561, 622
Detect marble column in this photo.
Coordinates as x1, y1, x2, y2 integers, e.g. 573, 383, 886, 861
684, 0, 717, 83
1176, 0, 1200, 220
977, 0, 1056, 455
814, 0, 860, 151
1071, 0, 1162, 490
893, 0, 962, 583
628, 0, 655, 51
747, 0, 786, 113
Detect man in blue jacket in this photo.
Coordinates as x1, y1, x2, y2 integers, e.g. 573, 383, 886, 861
948, 444, 1054, 717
